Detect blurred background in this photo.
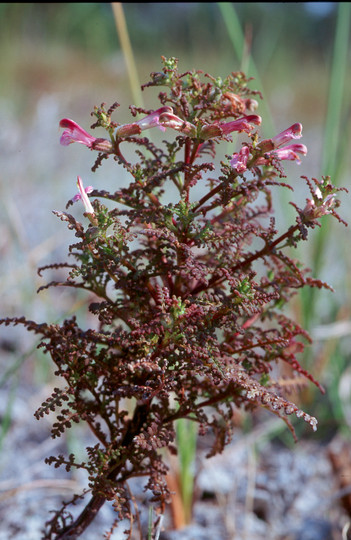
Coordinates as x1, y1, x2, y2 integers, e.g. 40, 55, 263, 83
0, 2, 350, 537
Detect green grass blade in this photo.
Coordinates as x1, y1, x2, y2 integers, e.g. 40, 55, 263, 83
0, 378, 17, 453
217, 2, 246, 68
302, 3, 351, 330
147, 506, 153, 540
175, 418, 198, 524
111, 2, 144, 108
322, 2, 351, 176
217, 2, 274, 134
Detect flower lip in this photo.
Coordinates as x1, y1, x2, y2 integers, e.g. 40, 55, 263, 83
273, 143, 308, 163
59, 118, 96, 148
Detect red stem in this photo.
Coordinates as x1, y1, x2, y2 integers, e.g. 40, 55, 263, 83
191, 223, 300, 296
54, 402, 150, 539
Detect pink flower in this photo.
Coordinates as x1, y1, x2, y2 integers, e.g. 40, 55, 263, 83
257, 143, 308, 165
229, 123, 307, 173
256, 123, 307, 164
272, 123, 303, 147
200, 115, 262, 140
220, 115, 262, 134
275, 144, 307, 163
136, 107, 171, 131
60, 119, 113, 152
257, 123, 304, 154
72, 176, 95, 214
252, 143, 307, 167
158, 111, 196, 137
115, 107, 173, 137
60, 119, 96, 148
230, 145, 250, 173
303, 187, 336, 220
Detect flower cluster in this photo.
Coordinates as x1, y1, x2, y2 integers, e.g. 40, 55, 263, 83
60, 109, 263, 148
230, 122, 308, 173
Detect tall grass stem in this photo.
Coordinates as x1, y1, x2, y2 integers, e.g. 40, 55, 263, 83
111, 3, 144, 108
217, 2, 274, 134
302, 2, 350, 330
175, 418, 198, 524
322, 2, 351, 177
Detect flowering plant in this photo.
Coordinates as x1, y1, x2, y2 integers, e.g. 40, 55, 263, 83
1, 57, 347, 539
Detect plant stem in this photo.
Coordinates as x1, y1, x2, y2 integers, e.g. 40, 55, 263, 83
191, 223, 301, 296
56, 494, 106, 539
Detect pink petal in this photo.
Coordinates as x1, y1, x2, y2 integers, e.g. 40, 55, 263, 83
274, 143, 307, 163
230, 146, 250, 173
272, 123, 303, 147
115, 107, 173, 137
59, 118, 96, 147
74, 176, 95, 214
219, 115, 262, 135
